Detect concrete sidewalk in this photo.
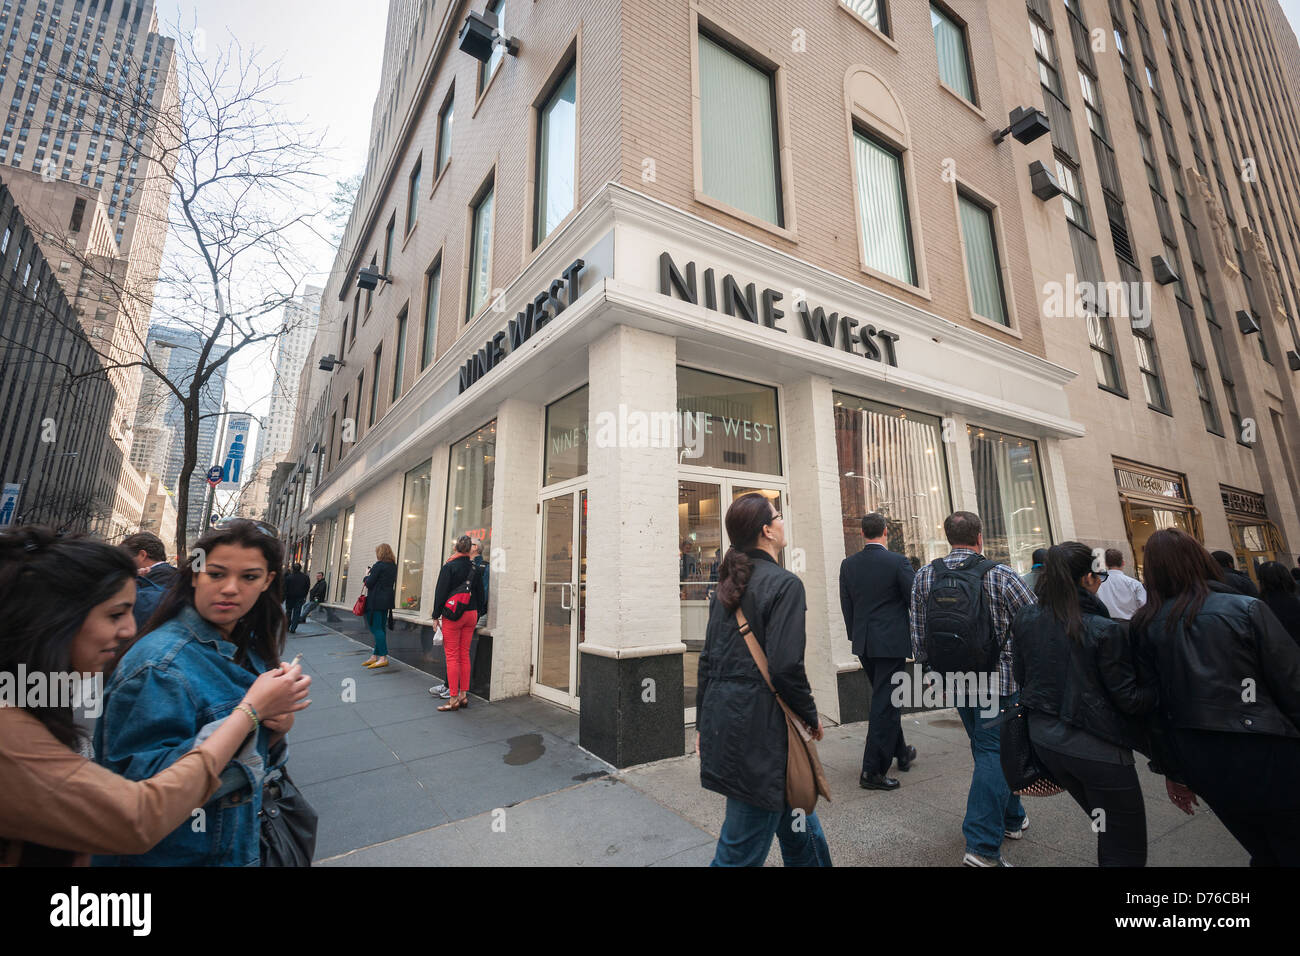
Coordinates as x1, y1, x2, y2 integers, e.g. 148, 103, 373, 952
285, 617, 1247, 867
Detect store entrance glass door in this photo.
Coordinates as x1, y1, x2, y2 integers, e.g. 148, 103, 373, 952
534, 488, 587, 707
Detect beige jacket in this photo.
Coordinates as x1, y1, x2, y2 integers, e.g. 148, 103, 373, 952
0, 708, 221, 865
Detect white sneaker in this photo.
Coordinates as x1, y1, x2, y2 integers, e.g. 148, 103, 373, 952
428, 684, 449, 698
1004, 816, 1029, 840
962, 851, 1012, 867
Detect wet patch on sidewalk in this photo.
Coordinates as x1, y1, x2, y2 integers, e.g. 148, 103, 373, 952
504, 733, 546, 765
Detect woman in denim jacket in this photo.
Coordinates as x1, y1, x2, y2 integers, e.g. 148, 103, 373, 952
95, 519, 308, 866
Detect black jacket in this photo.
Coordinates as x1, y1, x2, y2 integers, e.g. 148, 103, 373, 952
839, 542, 915, 658
308, 578, 328, 603
1134, 582, 1300, 749
283, 571, 311, 602
1221, 568, 1260, 598
362, 560, 398, 613
432, 554, 485, 619
1261, 591, 1300, 648
1012, 589, 1156, 754
697, 550, 818, 812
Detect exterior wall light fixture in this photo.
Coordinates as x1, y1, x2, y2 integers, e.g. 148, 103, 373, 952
992, 106, 1051, 145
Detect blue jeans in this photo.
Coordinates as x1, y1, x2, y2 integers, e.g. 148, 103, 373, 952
366, 610, 388, 656
711, 798, 832, 867
956, 691, 1026, 859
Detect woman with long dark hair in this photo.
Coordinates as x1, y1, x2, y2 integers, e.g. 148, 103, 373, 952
1131, 529, 1300, 866
1256, 561, 1300, 647
697, 493, 830, 866
94, 518, 314, 866
0, 526, 310, 866
361, 543, 398, 669
1012, 542, 1156, 866
430, 535, 486, 712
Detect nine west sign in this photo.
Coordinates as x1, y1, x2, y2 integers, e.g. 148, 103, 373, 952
458, 258, 586, 393
658, 252, 900, 367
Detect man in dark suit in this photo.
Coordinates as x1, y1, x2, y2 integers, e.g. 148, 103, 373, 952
840, 513, 917, 791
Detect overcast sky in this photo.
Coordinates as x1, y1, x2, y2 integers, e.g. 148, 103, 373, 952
160, 0, 1300, 479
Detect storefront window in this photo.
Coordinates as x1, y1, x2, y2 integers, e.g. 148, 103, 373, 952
320, 518, 336, 594
968, 425, 1051, 573
834, 394, 951, 568
1115, 460, 1200, 578
337, 508, 354, 602
446, 421, 496, 556
544, 386, 588, 485
677, 367, 781, 475
398, 460, 431, 611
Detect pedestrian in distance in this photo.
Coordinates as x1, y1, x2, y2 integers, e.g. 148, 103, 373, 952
430, 535, 485, 711
283, 562, 311, 633
1095, 547, 1146, 621
1012, 542, 1157, 866
361, 544, 398, 668
299, 571, 327, 625
470, 537, 490, 615
1022, 548, 1048, 593
93, 518, 314, 866
910, 511, 1037, 867
0, 526, 311, 866
1210, 549, 1259, 597
840, 512, 917, 792
1256, 561, 1300, 648
121, 530, 179, 632
697, 492, 831, 867
1131, 529, 1300, 866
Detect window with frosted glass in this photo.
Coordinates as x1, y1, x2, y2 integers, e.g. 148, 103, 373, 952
544, 385, 588, 485
834, 393, 952, 568
958, 192, 1008, 325
844, 0, 888, 35
853, 130, 915, 285
398, 460, 430, 611
677, 367, 781, 475
446, 420, 496, 555
466, 182, 493, 319
421, 261, 440, 369
968, 425, 1051, 574
535, 63, 576, 247
931, 4, 974, 103
697, 31, 782, 226
436, 94, 453, 176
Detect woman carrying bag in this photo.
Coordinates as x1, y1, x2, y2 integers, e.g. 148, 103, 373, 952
361, 544, 398, 669
431, 535, 486, 712
1011, 542, 1157, 866
696, 493, 831, 867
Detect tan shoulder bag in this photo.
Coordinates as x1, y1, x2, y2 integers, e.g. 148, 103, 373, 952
735, 606, 832, 814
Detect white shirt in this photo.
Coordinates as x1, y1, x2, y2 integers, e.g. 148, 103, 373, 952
1097, 568, 1147, 621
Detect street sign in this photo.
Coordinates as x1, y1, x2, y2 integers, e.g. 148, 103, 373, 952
0, 483, 20, 527
206, 466, 224, 487
218, 417, 250, 489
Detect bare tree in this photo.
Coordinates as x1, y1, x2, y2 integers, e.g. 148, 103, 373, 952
1, 23, 329, 558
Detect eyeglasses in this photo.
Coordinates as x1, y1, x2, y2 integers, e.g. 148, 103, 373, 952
768, 512, 783, 523
212, 517, 280, 539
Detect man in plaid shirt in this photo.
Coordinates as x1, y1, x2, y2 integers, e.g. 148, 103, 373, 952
909, 511, 1037, 867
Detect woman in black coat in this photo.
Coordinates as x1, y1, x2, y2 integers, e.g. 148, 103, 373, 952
697, 493, 830, 867
1132, 530, 1300, 866
1012, 542, 1157, 866
1257, 561, 1300, 648
361, 543, 398, 668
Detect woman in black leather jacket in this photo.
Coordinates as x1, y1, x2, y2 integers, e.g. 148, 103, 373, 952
697, 493, 829, 867
1012, 542, 1157, 866
1131, 529, 1300, 866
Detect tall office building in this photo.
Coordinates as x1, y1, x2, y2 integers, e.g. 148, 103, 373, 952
295, 0, 1300, 767
0, 0, 179, 536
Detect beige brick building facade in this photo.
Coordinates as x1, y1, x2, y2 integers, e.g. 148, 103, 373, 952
298, 0, 1300, 766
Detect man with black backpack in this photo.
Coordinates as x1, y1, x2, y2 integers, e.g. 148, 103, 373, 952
909, 511, 1036, 867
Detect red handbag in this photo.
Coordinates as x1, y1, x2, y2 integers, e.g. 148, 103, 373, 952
352, 591, 367, 616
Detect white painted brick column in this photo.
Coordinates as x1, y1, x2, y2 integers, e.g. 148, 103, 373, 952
784, 375, 849, 724
489, 398, 545, 699
584, 325, 682, 655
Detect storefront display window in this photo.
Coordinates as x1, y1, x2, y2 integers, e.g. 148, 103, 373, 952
834, 393, 951, 568
677, 367, 781, 475
1114, 460, 1200, 578
446, 421, 496, 555
398, 460, 431, 611
1222, 486, 1282, 585
968, 425, 1051, 573
544, 386, 588, 485
336, 508, 354, 602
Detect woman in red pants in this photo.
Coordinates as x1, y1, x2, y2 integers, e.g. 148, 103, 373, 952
432, 535, 486, 711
